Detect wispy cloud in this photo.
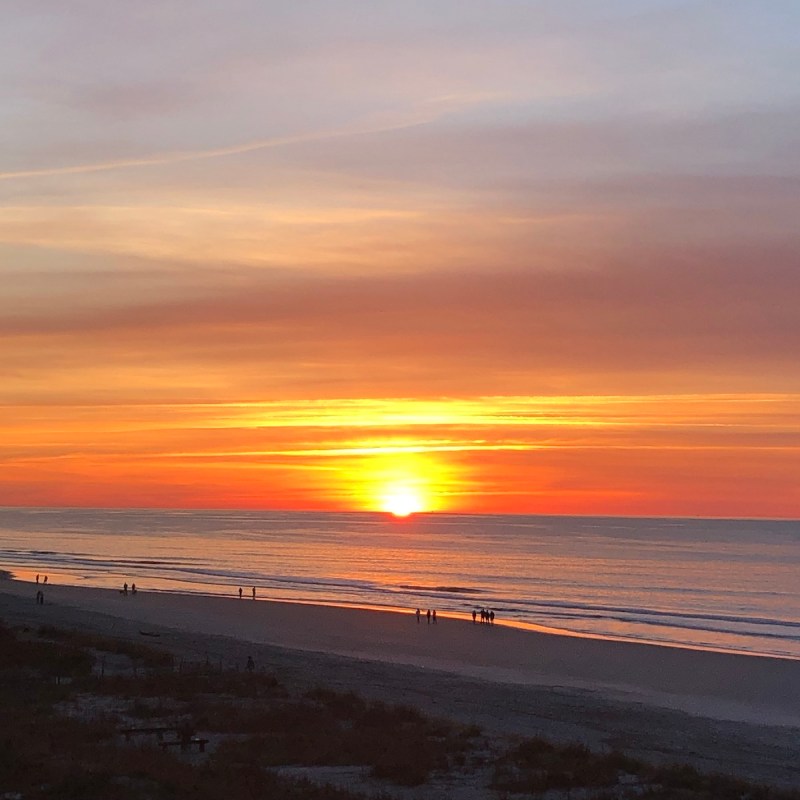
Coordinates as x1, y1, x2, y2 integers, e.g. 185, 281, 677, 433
0, 96, 474, 182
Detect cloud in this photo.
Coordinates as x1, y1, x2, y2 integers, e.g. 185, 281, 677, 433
0, 102, 457, 182
2, 247, 799, 401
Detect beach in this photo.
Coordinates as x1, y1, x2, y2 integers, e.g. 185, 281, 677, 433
4, 508, 799, 660
2, 576, 799, 788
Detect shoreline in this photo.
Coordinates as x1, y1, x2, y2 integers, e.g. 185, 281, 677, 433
6, 568, 796, 663
130, 589, 800, 663
3, 508, 798, 665
2, 577, 800, 787
2, 576, 799, 727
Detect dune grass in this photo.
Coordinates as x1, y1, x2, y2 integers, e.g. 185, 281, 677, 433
491, 735, 800, 798
1, 619, 799, 799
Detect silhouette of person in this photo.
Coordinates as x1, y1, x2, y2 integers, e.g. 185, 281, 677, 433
472, 609, 477, 624
489, 610, 495, 625
246, 655, 255, 673
415, 608, 421, 624
131, 583, 137, 595
432, 609, 437, 624
43, 575, 48, 585
35, 574, 39, 584
426, 609, 431, 625
239, 587, 243, 600
252, 586, 256, 600
123, 582, 128, 596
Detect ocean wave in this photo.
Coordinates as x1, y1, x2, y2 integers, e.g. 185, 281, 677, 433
398, 583, 483, 595
483, 595, 800, 631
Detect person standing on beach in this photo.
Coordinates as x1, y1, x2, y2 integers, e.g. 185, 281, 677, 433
252, 586, 256, 600
246, 655, 255, 673
43, 575, 48, 585
239, 587, 243, 600
415, 608, 421, 623
426, 609, 431, 624
472, 609, 477, 624
123, 582, 128, 596
432, 609, 437, 624
35, 574, 39, 584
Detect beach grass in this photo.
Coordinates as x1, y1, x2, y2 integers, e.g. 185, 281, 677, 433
2, 619, 800, 800
36, 623, 174, 670
490, 736, 792, 799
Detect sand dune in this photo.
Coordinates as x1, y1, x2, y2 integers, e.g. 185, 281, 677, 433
2, 577, 799, 787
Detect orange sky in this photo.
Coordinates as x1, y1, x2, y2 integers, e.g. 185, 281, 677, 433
1, 395, 798, 517
1, 3, 799, 517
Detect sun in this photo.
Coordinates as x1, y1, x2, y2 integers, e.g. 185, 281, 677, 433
381, 487, 425, 517
349, 449, 450, 515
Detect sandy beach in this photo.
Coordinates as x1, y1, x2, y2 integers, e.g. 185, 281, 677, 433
2, 576, 799, 788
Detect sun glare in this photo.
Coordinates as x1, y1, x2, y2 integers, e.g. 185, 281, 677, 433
382, 487, 424, 517
346, 448, 454, 515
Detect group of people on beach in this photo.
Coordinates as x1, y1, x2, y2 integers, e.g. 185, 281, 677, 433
414, 607, 497, 624
238, 586, 257, 600
121, 582, 137, 595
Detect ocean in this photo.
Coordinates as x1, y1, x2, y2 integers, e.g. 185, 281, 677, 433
1, 507, 798, 659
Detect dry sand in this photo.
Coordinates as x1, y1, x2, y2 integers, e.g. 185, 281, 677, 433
2, 577, 799, 787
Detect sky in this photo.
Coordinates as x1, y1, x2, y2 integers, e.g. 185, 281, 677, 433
1, 1, 799, 517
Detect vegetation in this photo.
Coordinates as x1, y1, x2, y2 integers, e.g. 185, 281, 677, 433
1, 619, 798, 799
37, 624, 174, 669
210, 688, 475, 786
492, 736, 800, 799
